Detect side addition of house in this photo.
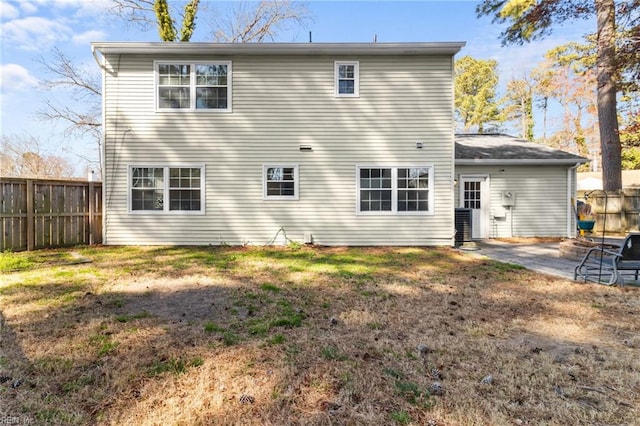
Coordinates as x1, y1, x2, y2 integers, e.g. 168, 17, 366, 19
454, 134, 588, 240
91, 42, 465, 246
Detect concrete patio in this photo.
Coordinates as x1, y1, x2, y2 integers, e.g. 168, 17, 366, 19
463, 237, 628, 283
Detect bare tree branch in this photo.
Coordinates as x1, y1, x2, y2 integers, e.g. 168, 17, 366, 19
37, 48, 101, 98
37, 49, 103, 174
108, 0, 156, 30
39, 102, 101, 135
211, 1, 311, 43
107, 0, 310, 42
108, 0, 205, 39
0, 134, 75, 178
37, 49, 102, 136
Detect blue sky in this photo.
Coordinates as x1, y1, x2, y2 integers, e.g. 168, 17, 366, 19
0, 0, 593, 176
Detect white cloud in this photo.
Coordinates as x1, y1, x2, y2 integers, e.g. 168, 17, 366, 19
72, 29, 107, 45
34, 0, 85, 7
19, 1, 38, 15
33, 0, 110, 18
0, 2, 20, 20
1, 16, 71, 50
72, 0, 112, 19
0, 64, 40, 92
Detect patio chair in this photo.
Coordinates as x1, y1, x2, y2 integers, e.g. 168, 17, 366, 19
574, 233, 640, 286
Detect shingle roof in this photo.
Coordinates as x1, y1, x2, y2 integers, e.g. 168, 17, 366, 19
455, 134, 588, 165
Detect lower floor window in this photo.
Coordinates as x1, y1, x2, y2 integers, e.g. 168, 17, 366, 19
357, 166, 433, 214
130, 165, 204, 213
131, 167, 164, 210
263, 165, 299, 200
359, 168, 392, 211
397, 167, 430, 212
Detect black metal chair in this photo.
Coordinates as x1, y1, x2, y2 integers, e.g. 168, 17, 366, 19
574, 233, 640, 286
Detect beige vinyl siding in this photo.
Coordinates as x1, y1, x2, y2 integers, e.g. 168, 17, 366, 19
455, 165, 571, 238
103, 53, 455, 246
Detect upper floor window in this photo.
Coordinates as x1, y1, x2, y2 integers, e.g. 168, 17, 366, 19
130, 165, 205, 213
263, 165, 299, 200
356, 166, 433, 215
156, 61, 231, 111
335, 61, 359, 97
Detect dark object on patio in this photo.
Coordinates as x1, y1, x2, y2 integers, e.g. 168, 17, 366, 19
574, 233, 640, 286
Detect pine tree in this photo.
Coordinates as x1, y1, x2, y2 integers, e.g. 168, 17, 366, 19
454, 56, 503, 133
476, 0, 629, 190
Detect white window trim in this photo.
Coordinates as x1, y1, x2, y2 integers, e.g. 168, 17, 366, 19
154, 60, 232, 112
263, 164, 299, 200
355, 165, 434, 216
334, 61, 359, 98
128, 164, 206, 214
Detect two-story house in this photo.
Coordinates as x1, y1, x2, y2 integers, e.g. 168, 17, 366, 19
91, 42, 586, 246
92, 42, 466, 246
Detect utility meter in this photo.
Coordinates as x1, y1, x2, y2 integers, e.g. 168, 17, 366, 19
501, 191, 516, 207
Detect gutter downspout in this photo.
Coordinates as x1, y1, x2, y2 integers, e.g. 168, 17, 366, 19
91, 44, 108, 244
567, 163, 581, 238
450, 54, 457, 246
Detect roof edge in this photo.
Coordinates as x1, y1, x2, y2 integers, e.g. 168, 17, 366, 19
91, 41, 466, 56
456, 159, 589, 166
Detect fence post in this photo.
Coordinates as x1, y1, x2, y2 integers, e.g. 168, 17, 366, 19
26, 179, 34, 251
88, 182, 95, 245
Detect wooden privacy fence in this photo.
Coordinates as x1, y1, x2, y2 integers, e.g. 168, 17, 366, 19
577, 189, 640, 235
1, 178, 102, 252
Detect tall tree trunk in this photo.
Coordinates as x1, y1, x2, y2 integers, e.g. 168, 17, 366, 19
542, 97, 548, 140
154, 0, 177, 41
525, 89, 534, 141
521, 98, 526, 138
179, 0, 200, 42
596, 0, 622, 191
574, 106, 588, 156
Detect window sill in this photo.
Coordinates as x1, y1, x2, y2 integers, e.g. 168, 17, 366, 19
128, 210, 206, 215
155, 108, 232, 113
263, 197, 300, 201
356, 211, 433, 216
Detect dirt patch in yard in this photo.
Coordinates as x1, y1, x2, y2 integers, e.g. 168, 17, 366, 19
105, 276, 238, 323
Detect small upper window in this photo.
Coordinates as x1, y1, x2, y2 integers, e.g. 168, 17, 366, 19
156, 61, 231, 111
263, 165, 299, 200
335, 61, 359, 97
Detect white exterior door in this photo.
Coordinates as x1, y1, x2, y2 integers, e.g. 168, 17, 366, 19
460, 176, 489, 239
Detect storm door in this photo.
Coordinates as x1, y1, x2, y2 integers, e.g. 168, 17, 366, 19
459, 176, 489, 239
